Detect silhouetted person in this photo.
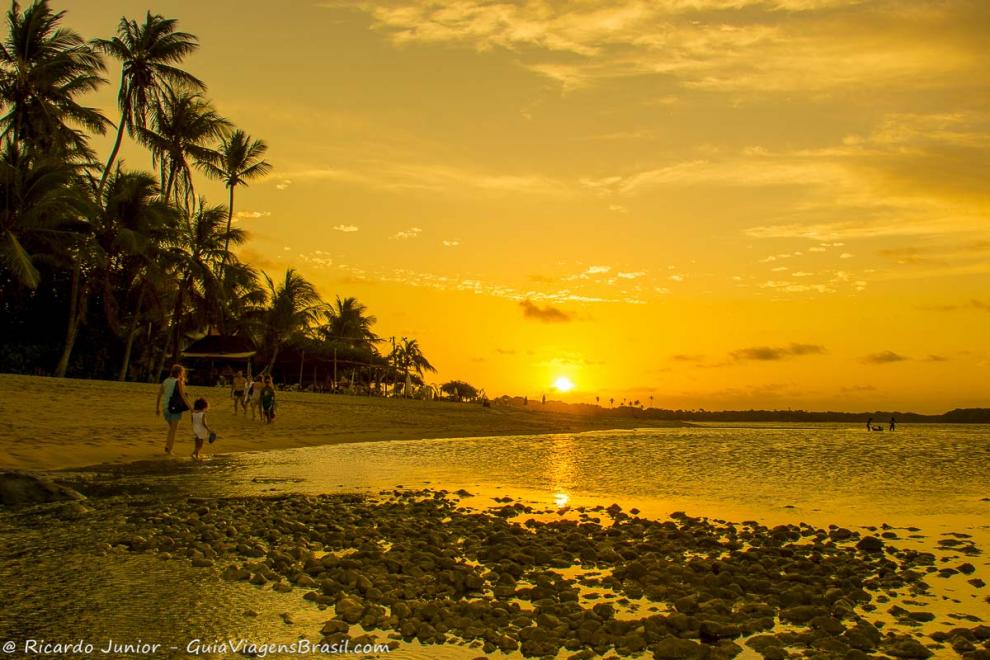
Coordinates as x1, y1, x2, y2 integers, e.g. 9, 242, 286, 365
541, 393, 546, 405
866, 417, 873, 431
523, 396, 528, 406
889, 417, 896, 431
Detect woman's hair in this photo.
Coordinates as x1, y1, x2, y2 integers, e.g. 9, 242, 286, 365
193, 397, 208, 411
170, 364, 184, 378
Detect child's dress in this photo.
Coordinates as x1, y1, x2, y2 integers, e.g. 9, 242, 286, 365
191, 411, 209, 441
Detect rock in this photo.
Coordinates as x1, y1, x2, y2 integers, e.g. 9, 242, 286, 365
336, 597, 365, 624
652, 635, 707, 659
0, 471, 85, 506
856, 536, 885, 553
699, 620, 741, 642
886, 637, 934, 658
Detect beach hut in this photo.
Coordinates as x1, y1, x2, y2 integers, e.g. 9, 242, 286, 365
180, 335, 257, 384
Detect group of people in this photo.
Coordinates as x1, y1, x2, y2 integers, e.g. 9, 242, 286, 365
155, 365, 278, 461
230, 371, 276, 423
867, 417, 896, 432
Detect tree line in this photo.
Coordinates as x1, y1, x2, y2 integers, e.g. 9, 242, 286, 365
0, 1, 436, 390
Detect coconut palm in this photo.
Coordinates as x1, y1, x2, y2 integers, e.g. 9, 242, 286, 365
258, 268, 321, 372
89, 168, 177, 379
197, 129, 271, 275
320, 295, 380, 349
137, 87, 229, 209
160, 200, 240, 365
0, 141, 89, 288
391, 337, 436, 394
0, 0, 109, 155
94, 12, 203, 192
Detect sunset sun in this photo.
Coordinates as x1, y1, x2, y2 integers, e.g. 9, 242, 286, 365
554, 376, 576, 393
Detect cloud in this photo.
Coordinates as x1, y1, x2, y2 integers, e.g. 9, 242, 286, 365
442, 239, 460, 247
861, 351, 908, 364
333, 224, 359, 232
234, 210, 271, 220
617, 271, 645, 280
390, 227, 422, 240
918, 299, 990, 313
840, 384, 877, 393
520, 299, 572, 323
731, 343, 827, 361
926, 354, 949, 362
275, 179, 292, 191
329, 0, 985, 97
671, 354, 705, 362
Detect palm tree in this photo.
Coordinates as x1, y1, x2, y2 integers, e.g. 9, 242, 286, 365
391, 337, 436, 395
94, 12, 203, 192
159, 200, 240, 368
0, 0, 109, 156
137, 87, 229, 209
197, 129, 271, 276
258, 268, 320, 372
0, 141, 88, 289
90, 167, 177, 379
321, 295, 380, 348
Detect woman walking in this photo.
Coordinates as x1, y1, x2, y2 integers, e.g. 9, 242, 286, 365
156, 364, 193, 455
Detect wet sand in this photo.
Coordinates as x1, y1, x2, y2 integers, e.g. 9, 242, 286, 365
0, 374, 682, 471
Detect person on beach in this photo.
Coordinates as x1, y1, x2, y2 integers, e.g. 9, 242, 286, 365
231, 370, 247, 415
246, 375, 262, 421
156, 364, 192, 455
190, 398, 216, 460
260, 376, 276, 424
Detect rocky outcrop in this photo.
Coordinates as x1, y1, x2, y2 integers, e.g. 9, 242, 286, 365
0, 471, 85, 506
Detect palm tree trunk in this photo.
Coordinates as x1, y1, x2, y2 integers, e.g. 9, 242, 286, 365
266, 344, 280, 375
118, 284, 147, 381
54, 263, 85, 377
99, 104, 128, 193
221, 184, 234, 275
163, 166, 177, 205
168, 276, 191, 363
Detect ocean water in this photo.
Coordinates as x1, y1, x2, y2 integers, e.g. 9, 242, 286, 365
2, 423, 989, 658
213, 422, 990, 529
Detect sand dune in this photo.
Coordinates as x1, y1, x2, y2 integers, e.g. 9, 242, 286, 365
0, 374, 680, 471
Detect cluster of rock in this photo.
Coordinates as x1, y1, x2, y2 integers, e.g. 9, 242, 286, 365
112, 490, 986, 658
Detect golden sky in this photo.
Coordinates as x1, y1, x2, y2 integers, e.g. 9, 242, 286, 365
66, 0, 989, 412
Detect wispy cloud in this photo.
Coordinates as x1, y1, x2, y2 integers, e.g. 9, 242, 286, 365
861, 351, 908, 364
333, 224, 359, 232
390, 227, 422, 240
442, 239, 461, 247
520, 299, 572, 323
328, 1, 984, 96
731, 343, 827, 361
232, 210, 271, 225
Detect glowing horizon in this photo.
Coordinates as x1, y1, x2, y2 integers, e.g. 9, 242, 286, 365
60, 0, 990, 413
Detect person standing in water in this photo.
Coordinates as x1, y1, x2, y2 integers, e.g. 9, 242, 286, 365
231, 370, 247, 415
866, 417, 873, 431
889, 417, 896, 431
156, 364, 192, 455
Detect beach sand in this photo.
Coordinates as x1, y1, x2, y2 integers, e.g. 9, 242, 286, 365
0, 374, 681, 472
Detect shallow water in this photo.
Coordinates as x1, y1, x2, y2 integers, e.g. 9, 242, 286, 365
2, 423, 989, 658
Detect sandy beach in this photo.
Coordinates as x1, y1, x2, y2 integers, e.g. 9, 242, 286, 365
0, 374, 682, 472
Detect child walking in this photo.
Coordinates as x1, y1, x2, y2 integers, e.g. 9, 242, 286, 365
191, 398, 216, 460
